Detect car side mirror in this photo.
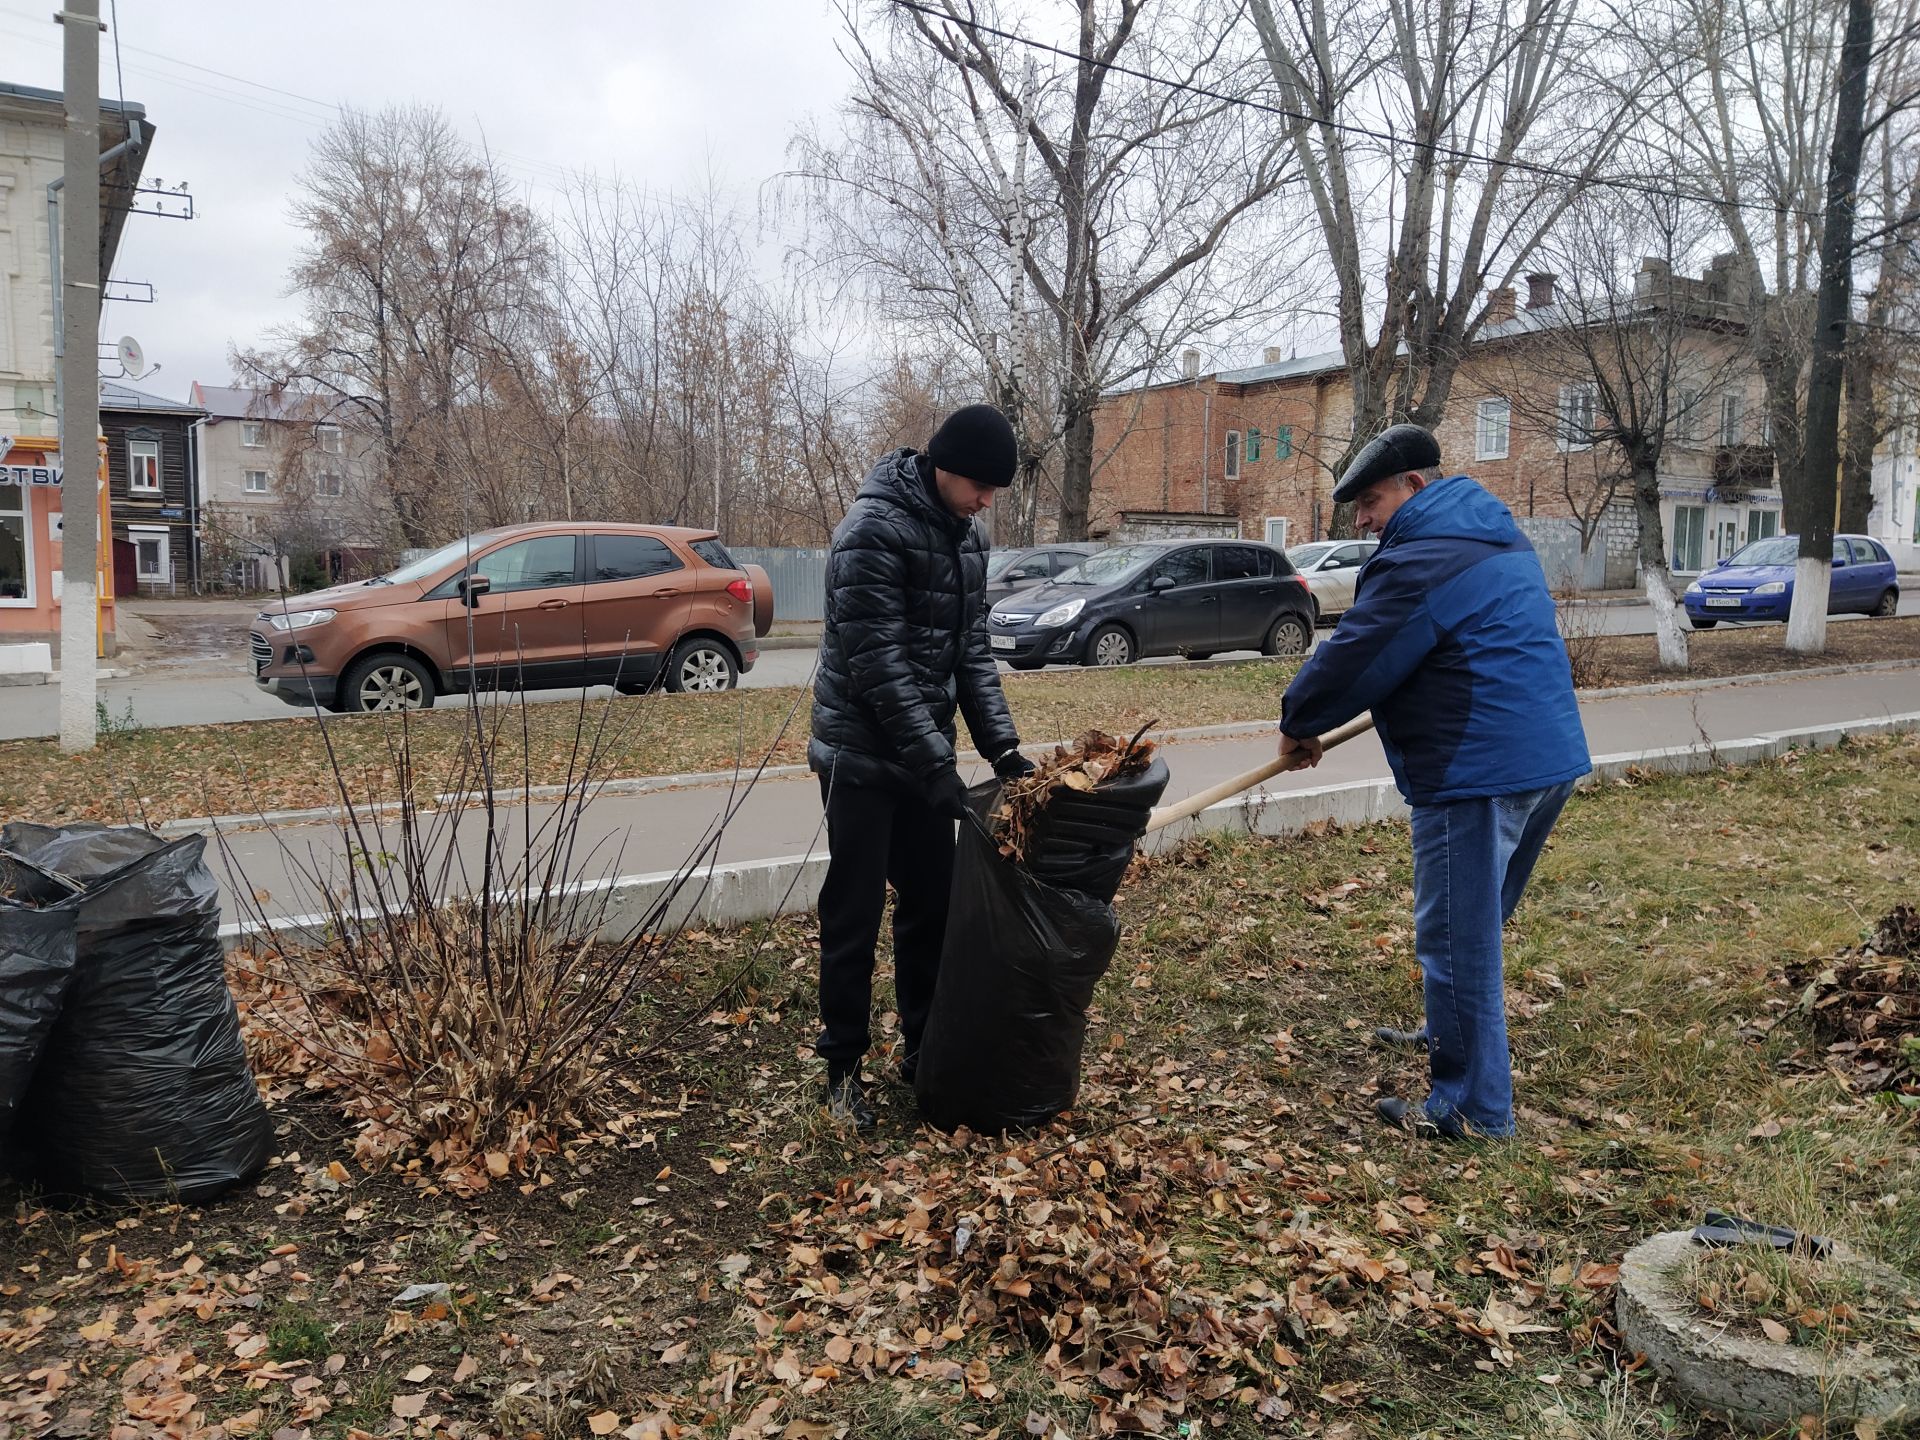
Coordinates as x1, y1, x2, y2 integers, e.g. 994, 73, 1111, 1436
1148, 575, 1176, 593
459, 573, 492, 607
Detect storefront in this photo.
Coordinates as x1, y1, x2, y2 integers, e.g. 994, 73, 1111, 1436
1660, 485, 1784, 575
0, 435, 117, 653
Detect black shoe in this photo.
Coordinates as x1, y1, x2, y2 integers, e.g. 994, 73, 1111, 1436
883, 1058, 917, 1090
1373, 1024, 1429, 1049
826, 1074, 877, 1131
1376, 1097, 1443, 1139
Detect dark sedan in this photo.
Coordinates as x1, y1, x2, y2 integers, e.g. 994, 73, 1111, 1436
987, 539, 1315, 669
983, 543, 1102, 607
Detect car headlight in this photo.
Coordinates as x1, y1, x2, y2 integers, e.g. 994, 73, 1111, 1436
1684, 581, 1701, 594
1751, 582, 1786, 595
1034, 598, 1085, 629
265, 608, 337, 631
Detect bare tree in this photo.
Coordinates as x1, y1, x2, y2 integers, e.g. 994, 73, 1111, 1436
1248, 0, 1633, 530
797, 0, 1303, 540
1489, 196, 1753, 669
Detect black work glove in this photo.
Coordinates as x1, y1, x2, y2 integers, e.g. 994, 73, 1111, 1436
928, 765, 971, 821
994, 751, 1037, 781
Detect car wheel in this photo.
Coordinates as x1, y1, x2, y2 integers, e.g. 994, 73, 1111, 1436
1872, 587, 1899, 618
1263, 613, 1311, 657
1690, 616, 1716, 629
664, 637, 738, 693
1084, 624, 1135, 667
341, 653, 435, 713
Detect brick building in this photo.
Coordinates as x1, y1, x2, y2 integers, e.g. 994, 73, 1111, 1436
1085, 262, 1856, 586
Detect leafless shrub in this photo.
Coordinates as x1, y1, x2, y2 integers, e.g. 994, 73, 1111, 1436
223, 676, 810, 1193
1556, 587, 1617, 689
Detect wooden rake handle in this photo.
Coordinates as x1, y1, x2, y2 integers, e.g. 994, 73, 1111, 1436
1143, 713, 1376, 835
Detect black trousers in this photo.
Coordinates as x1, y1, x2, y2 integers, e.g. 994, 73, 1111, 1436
815, 775, 955, 1069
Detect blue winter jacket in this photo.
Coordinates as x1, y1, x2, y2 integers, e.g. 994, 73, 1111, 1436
1280, 474, 1590, 805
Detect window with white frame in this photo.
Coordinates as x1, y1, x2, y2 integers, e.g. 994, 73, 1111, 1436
128, 439, 160, 493
1224, 430, 1241, 481
130, 527, 170, 582
1676, 387, 1702, 444
242, 422, 265, 448
0, 476, 31, 605
316, 470, 343, 498
1719, 392, 1744, 446
316, 424, 343, 454
1556, 385, 1595, 451
244, 470, 270, 494
1475, 398, 1510, 460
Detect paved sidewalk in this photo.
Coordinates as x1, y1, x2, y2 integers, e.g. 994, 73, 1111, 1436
204, 666, 1920, 925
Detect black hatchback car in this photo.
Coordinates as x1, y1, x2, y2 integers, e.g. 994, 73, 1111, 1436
987, 539, 1314, 669
983, 543, 1101, 607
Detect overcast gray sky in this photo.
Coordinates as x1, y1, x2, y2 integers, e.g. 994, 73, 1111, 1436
0, 0, 851, 403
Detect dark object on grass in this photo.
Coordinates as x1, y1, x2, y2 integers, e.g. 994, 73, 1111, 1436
916, 763, 1169, 1134
1690, 1209, 1833, 1260
0, 824, 273, 1203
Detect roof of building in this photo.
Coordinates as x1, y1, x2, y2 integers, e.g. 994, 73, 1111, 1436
0, 81, 154, 280
99, 379, 205, 417
1209, 308, 1568, 389
189, 383, 346, 423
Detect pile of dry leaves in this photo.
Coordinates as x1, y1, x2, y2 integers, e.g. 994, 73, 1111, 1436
990, 727, 1158, 864
1786, 905, 1920, 1094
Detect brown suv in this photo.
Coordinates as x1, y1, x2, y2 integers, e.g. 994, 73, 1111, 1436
251, 523, 774, 712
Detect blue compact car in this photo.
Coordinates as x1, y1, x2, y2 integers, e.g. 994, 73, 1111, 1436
1683, 534, 1899, 627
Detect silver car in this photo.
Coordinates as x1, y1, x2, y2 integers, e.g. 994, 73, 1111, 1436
1287, 539, 1379, 623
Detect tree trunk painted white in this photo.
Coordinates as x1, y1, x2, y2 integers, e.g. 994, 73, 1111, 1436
1643, 566, 1690, 671
1785, 557, 1831, 653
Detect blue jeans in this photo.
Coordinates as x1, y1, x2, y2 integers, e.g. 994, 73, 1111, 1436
1410, 781, 1575, 1137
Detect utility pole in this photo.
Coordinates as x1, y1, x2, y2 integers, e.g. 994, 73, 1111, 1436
1788, 0, 1873, 655
58, 0, 102, 752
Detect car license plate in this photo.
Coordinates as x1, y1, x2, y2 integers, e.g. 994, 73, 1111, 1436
990, 634, 1016, 650
1705, 597, 1742, 608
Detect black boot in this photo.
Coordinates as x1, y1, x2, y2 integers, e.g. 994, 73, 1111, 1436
825, 1072, 876, 1131
1373, 1024, 1429, 1049
1375, 1096, 1443, 1139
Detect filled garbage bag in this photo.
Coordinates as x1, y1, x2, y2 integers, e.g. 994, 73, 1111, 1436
1, 823, 273, 1203
1016, 755, 1169, 905
915, 783, 1128, 1133
0, 853, 79, 1152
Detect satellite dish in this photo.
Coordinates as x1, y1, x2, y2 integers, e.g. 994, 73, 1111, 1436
117, 336, 145, 376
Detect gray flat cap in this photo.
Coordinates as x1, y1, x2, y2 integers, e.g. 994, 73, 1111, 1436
1333, 423, 1442, 503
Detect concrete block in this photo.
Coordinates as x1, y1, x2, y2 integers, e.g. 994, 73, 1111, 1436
0, 642, 52, 677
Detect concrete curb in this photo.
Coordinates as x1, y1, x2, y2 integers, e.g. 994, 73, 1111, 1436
217, 709, 1920, 951
156, 659, 1920, 837
0, 666, 134, 686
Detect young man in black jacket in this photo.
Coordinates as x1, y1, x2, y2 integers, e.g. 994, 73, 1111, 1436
808, 404, 1036, 1128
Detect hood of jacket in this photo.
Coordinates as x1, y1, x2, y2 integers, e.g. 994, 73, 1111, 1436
1381, 474, 1522, 549
856, 448, 968, 539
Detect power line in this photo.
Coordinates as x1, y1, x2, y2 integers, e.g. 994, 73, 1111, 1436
886, 0, 1837, 225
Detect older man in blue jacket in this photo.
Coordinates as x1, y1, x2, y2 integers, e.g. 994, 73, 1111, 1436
1279, 424, 1590, 1140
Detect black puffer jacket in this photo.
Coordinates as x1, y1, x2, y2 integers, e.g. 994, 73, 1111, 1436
809, 449, 1021, 792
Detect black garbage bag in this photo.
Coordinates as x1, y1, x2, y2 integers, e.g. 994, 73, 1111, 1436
914, 762, 1164, 1134
1018, 755, 1169, 905
1, 824, 273, 1203
0, 860, 78, 1153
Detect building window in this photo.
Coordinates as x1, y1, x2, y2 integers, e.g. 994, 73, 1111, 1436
1676, 387, 1702, 444
1273, 425, 1293, 461
316, 424, 343, 454
1475, 398, 1510, 460
242, 422, 266, 448
316, 471, 343, 498
131, 529, 170, 583
1719, 392, 1743, 446
1263, 516, 1289, 547
1746, 509, 1778, 545
1245, 427, 1262, 463
128, 439, 161, 493
1556, 385, 1595, 451
1672, 504, 1706, 572
245, 470, 270, 494
1224, 430, 1241, 482
0, 475, 31, 605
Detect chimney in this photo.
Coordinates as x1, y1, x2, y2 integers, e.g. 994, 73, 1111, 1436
1181, 348, 1201, 381
1524, 272, 1558, 310
1485, 286, 1517, 325
1263, 346, 1284, 366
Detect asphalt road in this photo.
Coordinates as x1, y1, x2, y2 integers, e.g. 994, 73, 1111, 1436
1, 593, 1914, 741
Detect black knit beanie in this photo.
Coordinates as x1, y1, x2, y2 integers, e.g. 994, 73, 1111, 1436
926, 404, 1017, 488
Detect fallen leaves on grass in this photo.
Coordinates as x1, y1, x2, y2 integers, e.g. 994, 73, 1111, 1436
1785, 905, 1920, 1095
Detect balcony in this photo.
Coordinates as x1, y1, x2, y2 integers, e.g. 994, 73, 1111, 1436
1710, 444, 1776, 497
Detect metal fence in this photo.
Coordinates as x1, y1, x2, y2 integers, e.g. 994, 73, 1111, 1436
731, 546, 830, 622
